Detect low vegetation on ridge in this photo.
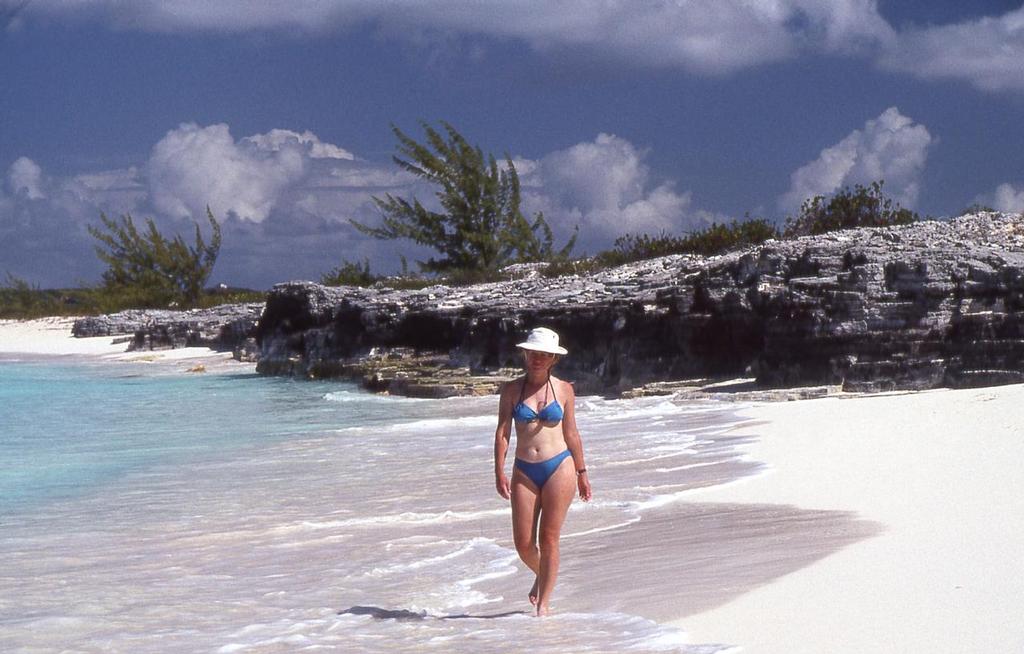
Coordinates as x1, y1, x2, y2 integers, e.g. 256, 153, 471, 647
2, 122, 932, 317
326, 125, 926, 288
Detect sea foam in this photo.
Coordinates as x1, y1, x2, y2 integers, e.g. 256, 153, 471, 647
0, 359, 756, 653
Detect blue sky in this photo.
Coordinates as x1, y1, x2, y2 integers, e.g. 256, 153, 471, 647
2, 1, 1024, 289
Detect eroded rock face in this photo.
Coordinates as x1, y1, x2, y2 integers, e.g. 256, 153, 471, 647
72, 303, 264, 353
255, 213, 1024, 394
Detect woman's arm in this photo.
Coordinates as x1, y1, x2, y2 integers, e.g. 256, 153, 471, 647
560, 381, 592, 502
493, 382, 515, 499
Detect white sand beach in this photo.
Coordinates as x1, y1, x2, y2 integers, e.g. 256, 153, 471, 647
0, 317, 128, 356
0, 317, 238, 367
676, 386, 1024, 653
4, 317, 1022, 652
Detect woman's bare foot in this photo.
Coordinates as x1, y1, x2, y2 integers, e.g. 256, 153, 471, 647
528, 578, 539, 606
535, 602, 550, 617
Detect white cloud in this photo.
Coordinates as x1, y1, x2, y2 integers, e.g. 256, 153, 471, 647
992, 183, 1024, 213
63, 167, 146, 217
69, 167, 142, 193
314, 163, 413, 189
27, 1, 1024, 94
243, 129, 355, 160
0, 126, 394, 287
28, 0, 362, 33
779, 107, 933, 212
793, 0, 896, 53
29, 0, 894, 75
147, 123, 310, 222
1, 158, 146, 229
7, 157, 45, 199
521, 133, 718, 247
0, 158, 109, 286
434, 0, 894, 74
2, 124, 722, 286
878, 7, 1024, 93
145, 124, 383, 224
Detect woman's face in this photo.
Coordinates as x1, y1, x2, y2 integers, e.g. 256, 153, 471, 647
523, 349, 557, 373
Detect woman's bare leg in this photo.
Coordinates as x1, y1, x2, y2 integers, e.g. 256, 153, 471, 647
510, 470, 542, 603
535, 459, 576, 616
527, 496, 541, 606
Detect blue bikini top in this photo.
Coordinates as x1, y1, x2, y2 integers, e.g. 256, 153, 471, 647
513, 377, 563, 424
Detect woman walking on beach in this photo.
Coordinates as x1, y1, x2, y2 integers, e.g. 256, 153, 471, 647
494, 327, 592, 616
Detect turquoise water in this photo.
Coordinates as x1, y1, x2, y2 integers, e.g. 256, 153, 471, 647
0, 359, 421, 514
0, 356, 753, 653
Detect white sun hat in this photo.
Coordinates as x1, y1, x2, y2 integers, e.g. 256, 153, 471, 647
516, 327, 568, 355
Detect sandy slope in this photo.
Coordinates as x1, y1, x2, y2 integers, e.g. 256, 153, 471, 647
675, 386, 1024, 653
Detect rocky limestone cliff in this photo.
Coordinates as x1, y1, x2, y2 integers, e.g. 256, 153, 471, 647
254, 212, 1024, 396
73, 303, 264, 355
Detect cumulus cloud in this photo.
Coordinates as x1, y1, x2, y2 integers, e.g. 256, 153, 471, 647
2, 126, 718, 287
7, 157, 45, 199
243, 129, 355, 160
519, 133, 718, 249
779, 107, 933, 212
147, 123, 310, 222
145, 124, 385, 227
27, 0, 894, 75
878, 6, 1024, 93
0, 126, 427, 287
0, 157, 107, 286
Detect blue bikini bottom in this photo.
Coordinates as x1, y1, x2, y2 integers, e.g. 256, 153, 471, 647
514, 450, 571, 489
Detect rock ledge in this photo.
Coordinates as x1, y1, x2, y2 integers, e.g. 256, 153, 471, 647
254, 212, 1024, 396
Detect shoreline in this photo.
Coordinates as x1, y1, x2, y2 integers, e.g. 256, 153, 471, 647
0, 317, 130, 357
0, 316, 846, 401
0, 317, 247, 372
671, 387, 1024, 652
5, 317, 1023, 651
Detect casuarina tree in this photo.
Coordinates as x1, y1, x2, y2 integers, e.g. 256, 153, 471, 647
352, 121, 575, 274
88, 208, 221, 308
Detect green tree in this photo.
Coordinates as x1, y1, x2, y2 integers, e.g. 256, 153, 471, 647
88, 208, 221, 308
352, 121, 576, 274
783, 181, 918, 238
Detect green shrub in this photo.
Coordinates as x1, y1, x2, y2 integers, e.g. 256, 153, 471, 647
320, 256, 522, 289
783, 181, 918, 238
0, 276, 264, 319
0, 275, 48, 318
438, 267, 508, 286
374, 277, 436, 291
541, 258, 607, 278
589, 217, 779, 268
321, 259, 376, 287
